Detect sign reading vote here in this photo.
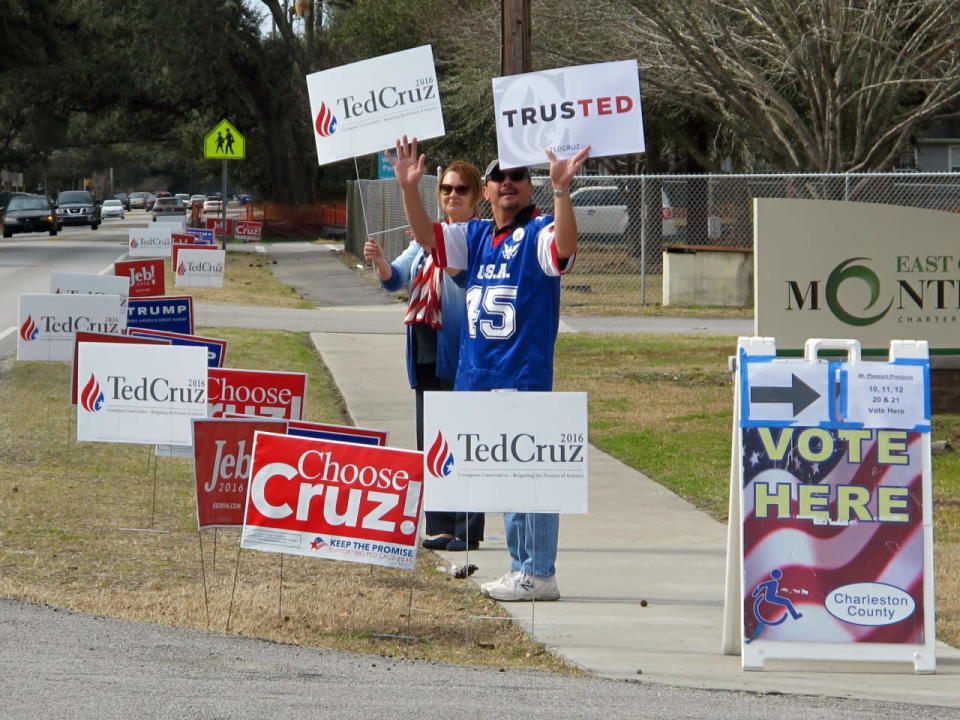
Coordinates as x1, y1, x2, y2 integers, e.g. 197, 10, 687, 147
423, 391, 588, 513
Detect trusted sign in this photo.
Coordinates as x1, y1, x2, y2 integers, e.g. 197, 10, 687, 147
242, 432, 423, 570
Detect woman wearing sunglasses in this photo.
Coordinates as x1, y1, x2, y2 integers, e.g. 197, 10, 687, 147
363, 160, 485, 552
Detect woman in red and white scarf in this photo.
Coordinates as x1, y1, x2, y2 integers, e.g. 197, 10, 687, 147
364, 160, 486, 552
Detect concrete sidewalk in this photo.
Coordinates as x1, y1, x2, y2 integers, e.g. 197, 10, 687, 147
223, 243, 960, 706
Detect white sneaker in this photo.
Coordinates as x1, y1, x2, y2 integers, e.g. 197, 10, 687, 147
480, 570, 521, 597
487, 573, 560, 602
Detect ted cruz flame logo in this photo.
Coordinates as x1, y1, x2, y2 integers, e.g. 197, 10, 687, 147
177, 261, 187, 276
19, 316, 38, 341
130, 238, 139, 248
80, 374, 104, 412
314, 102, 338, 137
426, 431, 455, 478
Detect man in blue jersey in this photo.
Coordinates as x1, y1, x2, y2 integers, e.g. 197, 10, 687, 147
389, 135, 590, 601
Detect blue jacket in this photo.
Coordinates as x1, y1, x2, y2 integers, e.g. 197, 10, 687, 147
380, 240, 466, 388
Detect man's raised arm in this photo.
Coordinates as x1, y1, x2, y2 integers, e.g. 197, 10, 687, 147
388, 136, 437, 250
546, 145, 591, 260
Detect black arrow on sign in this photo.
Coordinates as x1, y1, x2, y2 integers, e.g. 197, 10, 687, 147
750, 374, 821, 416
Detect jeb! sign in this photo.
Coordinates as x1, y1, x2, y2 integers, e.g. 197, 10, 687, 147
208, 368, 307, 419
423, 391, 589, 513
242, 432, 423, 570
492, 60, 644, 168
17, 293, 126, 362
127, 296, 194, 335
306, 45, 444, 166
76, 342, 208, 445
115, 258, 165, 297
192, 417, 288, 529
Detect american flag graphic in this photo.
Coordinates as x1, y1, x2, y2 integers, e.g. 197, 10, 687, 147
741, 426, 925, 644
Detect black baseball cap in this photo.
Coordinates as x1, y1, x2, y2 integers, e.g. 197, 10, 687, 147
484, 159, 530, 184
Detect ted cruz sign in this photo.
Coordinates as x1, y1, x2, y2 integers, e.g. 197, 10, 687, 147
208, 368, 307, 419
423, 391, 588, 513
18, 293, 126, 362
306, 45, 444, 166
76, 342, 208, 445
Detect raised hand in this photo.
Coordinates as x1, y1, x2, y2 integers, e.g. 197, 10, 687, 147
387, 135, 426, 189
546, 145, 591, 191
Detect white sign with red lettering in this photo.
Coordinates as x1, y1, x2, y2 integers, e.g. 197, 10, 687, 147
174, 247, 225, 288
129, 226, 173, 258
492, 60, 644, 168
235, 220, 262, 241
17, 293, 126, 362
76, 342, 207, 445
242, 432, 423, 570
306, 45, 444, 166
423, 391, 589, 513
208, 367, 307, 419
192, 417, 288, 529
50, 272, 130, 309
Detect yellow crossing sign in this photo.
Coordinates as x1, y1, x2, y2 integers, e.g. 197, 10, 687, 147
204, 119, 245, 160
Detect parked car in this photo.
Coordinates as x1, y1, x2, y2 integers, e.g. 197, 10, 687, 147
129, 191, 152, 210
174, 193, 190, 209
101, 198, 126, 219
55, 190, 100, 230
570, 186, 676, 242
202, 195, 223, 213
112, 192, 131, 210
3, 194, 60, 237
151, 196, 183, 221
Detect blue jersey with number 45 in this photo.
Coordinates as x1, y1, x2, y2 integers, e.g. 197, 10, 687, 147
432, 213, 575, 391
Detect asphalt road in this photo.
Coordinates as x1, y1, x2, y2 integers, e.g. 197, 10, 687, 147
3, 599, 955, 720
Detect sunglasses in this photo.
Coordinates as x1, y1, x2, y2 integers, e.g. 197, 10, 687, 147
488, 168, 529, 183
439, 184, 471, 196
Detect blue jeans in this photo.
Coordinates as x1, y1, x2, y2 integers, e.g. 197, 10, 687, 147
504, 512, 558, 578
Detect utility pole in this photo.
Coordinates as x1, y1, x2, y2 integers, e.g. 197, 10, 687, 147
500, 0, 531, 76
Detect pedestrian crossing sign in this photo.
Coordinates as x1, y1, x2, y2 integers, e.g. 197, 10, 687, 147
204, 119, 245, 160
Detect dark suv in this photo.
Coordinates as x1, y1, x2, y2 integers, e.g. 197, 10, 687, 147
3, 194, 60, 237
56, 190, 100, 229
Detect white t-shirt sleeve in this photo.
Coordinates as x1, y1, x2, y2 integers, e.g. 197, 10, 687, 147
433, 222, 469, 270
536, 221, 576, 276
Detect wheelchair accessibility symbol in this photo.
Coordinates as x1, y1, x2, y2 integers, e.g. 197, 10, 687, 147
747, 569, 803, 642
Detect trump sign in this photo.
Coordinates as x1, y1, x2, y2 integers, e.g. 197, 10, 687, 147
242, 432, 423, 570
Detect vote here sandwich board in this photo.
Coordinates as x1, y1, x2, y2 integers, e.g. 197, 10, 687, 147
722, 337, 935, 674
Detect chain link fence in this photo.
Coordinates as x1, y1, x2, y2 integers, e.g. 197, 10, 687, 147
347, 172, 960, 311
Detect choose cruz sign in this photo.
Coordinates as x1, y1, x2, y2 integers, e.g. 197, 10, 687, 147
76, 342, 208, 445
306, 45, 444, 166
242, 432, 423, 570
423, 391, 588, 513
208, 368, 307, 419
755, 199, 960, 352
492, 60, 644, 169
18, 293, 126, 361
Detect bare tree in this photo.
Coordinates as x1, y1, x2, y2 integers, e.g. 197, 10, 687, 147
622, 0, 960, 171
